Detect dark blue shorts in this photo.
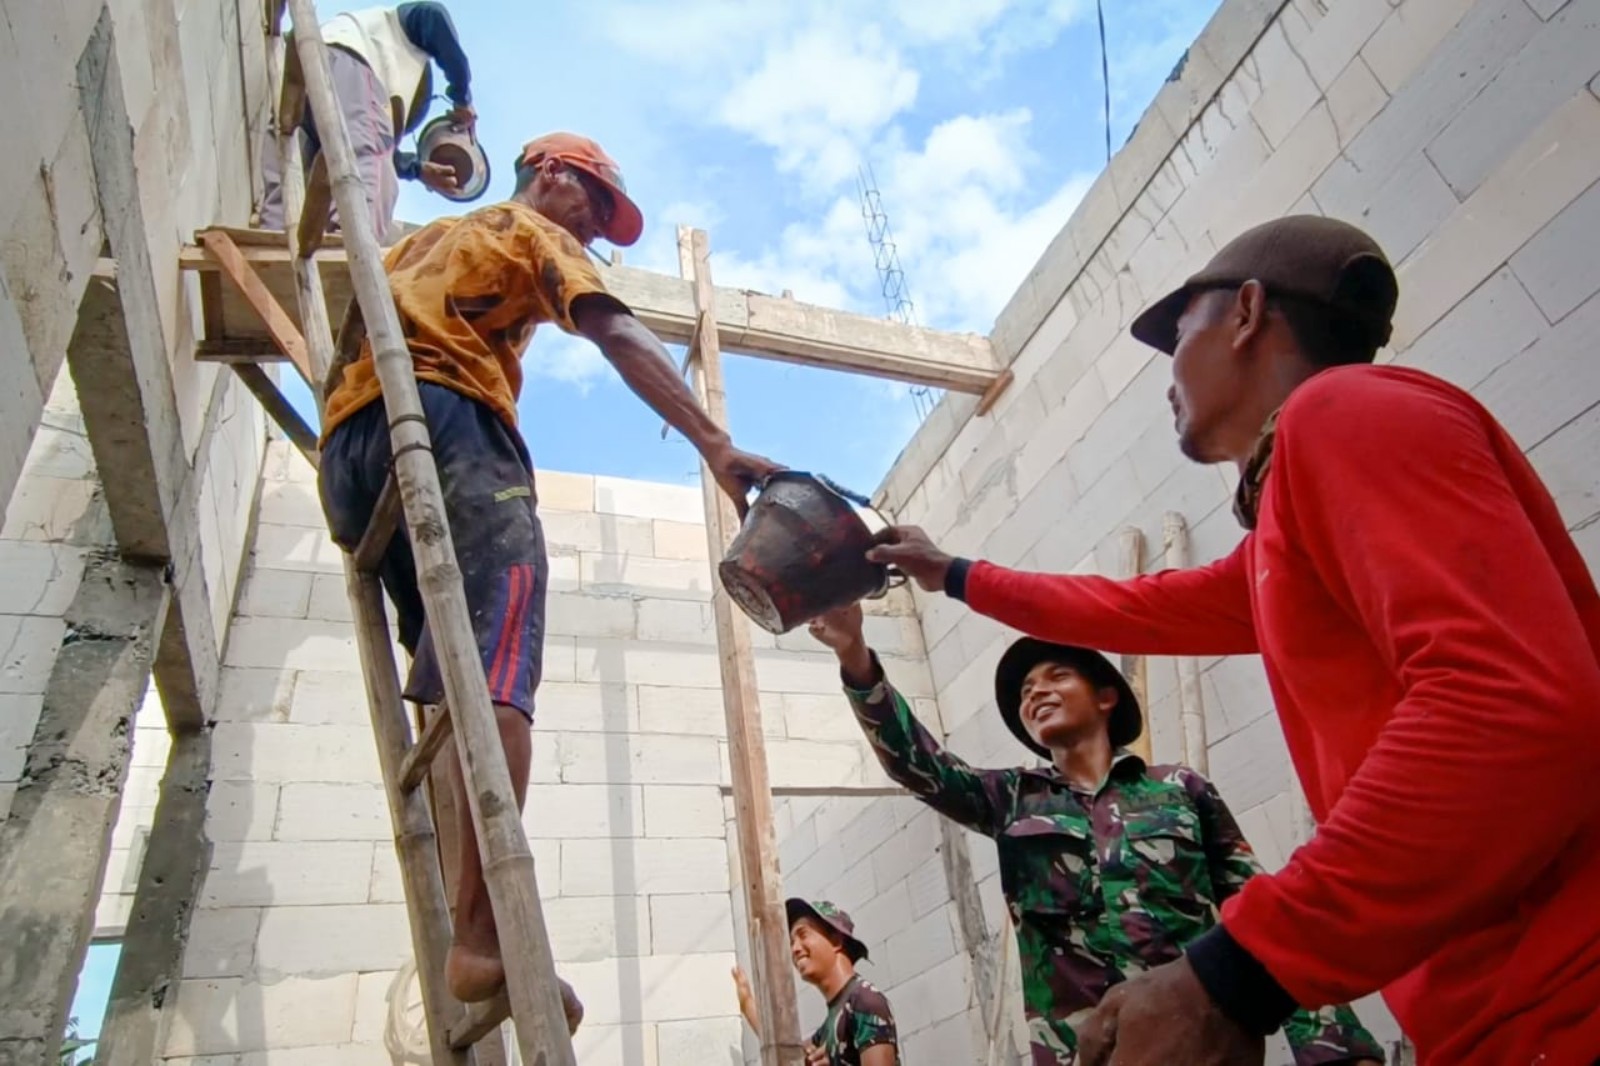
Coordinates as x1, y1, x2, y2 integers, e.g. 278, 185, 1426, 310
319, 384, 548, 719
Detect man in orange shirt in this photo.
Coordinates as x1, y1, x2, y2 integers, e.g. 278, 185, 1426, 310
318, 132, 782, 1009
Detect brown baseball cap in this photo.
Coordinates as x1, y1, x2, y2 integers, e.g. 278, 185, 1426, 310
1129, 215, 1399, 356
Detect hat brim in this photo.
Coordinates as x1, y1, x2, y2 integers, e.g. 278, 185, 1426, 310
1129, 284, 1193, 356
564, 158, 643, 247
785, 898, 868, 963
994, 638, 1142, 759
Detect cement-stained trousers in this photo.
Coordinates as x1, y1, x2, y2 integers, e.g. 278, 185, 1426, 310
259, 46, 400, 243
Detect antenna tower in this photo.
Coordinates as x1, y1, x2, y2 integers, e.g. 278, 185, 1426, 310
856, 163, 937, 419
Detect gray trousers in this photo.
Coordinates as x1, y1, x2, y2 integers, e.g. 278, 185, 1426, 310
259, 47, 400, 242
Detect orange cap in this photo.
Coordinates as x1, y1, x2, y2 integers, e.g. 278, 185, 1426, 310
519, 132, 644, 247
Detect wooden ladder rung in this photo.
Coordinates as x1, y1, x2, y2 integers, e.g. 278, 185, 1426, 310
449, 992, 510, 1050
398, 708, 453, 793
354, 473, 402, 572
297, 152, 334, 256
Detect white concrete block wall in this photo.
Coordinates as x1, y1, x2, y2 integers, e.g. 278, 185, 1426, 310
850, 0, 1600, 1059
167, 448, 932, 1064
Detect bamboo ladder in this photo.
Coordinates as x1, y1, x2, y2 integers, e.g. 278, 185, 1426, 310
250, 2, 576, 1062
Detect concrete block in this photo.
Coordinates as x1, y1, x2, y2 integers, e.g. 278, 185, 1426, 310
560, 837, 730, 896
304, 574, 352, 622
206, 781, 279, 843
853, 879, 919, 952
1526, 398, 1600, 527
1317, 150, 1460, 267
273, 783, 389, 842
656, 1017, 741, 1065
900, 1010, 980, 1065
650, 519, 709, 561
350, 969, 398, 1044
1509, 178, 1600, 323
1202, 656, 1276, 743
779, 815, 820, 872
223, 618, 361, 673
163, 975, 360, 1056
1247, 18, 1324, 147
779, 692, 863, 743
569, 1022, 659, 1066
256, 479, 325, 529
547, 550, 581, 592
537, 469, 595, 512
367, 845, 405, 904
592, 475, 702, 523
558, 732, 721, 786
544, 895, 652, 962
236, 569, 313, 619
1296, 0, 1391, 90
642, 784, 725, 838
1395, 267, 1546, 390
254, 904, 411, 978
522, 782, 644, 839
182, 907, 261, 979
763, 737, 872, 790
286, 670, 367, 727
649, 893, 735, 955
634, 598, 715, 646
1213, 104, 1343, 248
535, 681, 639, 734
1207, 712, 1293, 813
905, 853, 952, 920
252, 523, 345, 574
1167, 110, 1273, 255
541, 509, 655, 556
1425, 3, 1600, 198
229, 1046, 393, 1066
580, 552, 712, 600
0, 475, 103, 544
0, 540, 84, 616
818, 853, 876, 913
1361, 0, 1476, 92
212, 723, 381, 784
871, 806, 944, 897
1393, 91, 1600, 350
546, 589, 637, 640
1325, 55, 1389, 148
883, 903, 959, 991
0, 614, 62, 695
202, 841, 374, 908
889, 951, 971, 1034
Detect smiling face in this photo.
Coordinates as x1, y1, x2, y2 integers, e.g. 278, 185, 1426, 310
1018, 660, 1120, 751
524, 158, 616, 246
789, 917, 845, 985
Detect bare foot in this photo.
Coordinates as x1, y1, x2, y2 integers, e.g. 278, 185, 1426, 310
560, 978, 584, 1035
446, 942, 506, 1003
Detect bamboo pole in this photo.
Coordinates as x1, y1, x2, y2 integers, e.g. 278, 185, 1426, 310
284, 2, 573, 1061
1115, 527, 1153, 764
1162, 512, 1209, 773
677, 226, 804, 1066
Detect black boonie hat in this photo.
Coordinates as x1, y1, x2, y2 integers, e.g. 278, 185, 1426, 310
785, 898, 869, 963
1130, 215, 1399, 356
994, 638, 1141, 759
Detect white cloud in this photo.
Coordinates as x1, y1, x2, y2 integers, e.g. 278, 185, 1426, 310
524, 331, 608, 392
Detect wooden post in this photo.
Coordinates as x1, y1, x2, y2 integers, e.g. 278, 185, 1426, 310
1162, 512, 1209, 773
286, 2, 572, 1062
677, 226, 804, 1066
1115, 527, 1153, 764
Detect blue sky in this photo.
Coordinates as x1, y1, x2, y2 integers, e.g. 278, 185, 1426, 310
283, 0, 1222, 494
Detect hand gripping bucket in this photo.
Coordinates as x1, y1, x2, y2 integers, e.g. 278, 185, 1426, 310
417, 114, 491, 203
718, 471, 903, 635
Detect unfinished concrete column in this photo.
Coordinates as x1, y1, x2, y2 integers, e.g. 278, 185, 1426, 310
0, 555, 168, 1065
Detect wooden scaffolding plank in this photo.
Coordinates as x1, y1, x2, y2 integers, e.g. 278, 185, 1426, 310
285, 4, 574, 1062
232, 364, 319, 466
198, 229, 316, 388
297, 152, 334, 256
177, 240, 1002, 394
679, 226, 804, 1066
1116, 527, 1152, 765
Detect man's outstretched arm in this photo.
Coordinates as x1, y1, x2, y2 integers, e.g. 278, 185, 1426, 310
868, 525, 1259, 657
572, 295, 780, 512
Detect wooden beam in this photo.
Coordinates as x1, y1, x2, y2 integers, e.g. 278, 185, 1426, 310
1116, 527, 1153, 765
975, 368, 1015, 417
680, 227, 804, 1066
232, 364, 320, 467
354, 472, 402, 572
1163, 512, 1209, 773
400, 708, 455, 793
297, 151, 334, 256
178, 241, 1001, 393
198, 229, 316, 388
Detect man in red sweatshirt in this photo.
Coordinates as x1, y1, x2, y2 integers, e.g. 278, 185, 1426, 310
869, 216, 1600, 1066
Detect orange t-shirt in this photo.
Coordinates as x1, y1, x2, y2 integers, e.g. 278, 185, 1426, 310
321, 201, 611, 441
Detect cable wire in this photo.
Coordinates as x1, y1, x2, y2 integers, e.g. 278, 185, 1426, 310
1096, 0, 1112, 163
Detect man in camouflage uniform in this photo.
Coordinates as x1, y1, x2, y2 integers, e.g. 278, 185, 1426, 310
734, 899, 899, 1065
808, 603, 1383, 1066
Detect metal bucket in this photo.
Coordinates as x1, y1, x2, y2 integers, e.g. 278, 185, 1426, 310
417, 115, 491, 203
719, 472, 900, 635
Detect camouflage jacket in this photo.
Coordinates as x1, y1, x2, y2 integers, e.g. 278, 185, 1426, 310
844, 662, 1383, 1066
811, 975, 899, 1065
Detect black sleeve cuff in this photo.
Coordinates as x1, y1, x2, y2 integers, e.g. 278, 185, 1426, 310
840, 650, 886, 692
1184, 925, 1297, 1036
944, 557, 973, 601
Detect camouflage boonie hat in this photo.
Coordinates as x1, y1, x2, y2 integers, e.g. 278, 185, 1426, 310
785, 898, 869, 963
995, 638, 1142, 758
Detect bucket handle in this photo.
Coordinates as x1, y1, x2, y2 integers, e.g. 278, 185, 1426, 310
765, 471, 907, 596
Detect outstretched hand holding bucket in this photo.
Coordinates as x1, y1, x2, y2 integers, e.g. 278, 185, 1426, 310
866, 524, 953, 593
719, 471, 905, 635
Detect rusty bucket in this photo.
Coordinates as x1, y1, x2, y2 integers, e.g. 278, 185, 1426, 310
417, 115, 491, 203
719, 471, 901, 635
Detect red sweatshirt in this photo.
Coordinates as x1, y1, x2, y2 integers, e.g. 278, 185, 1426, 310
951, 366, 1600, 1065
